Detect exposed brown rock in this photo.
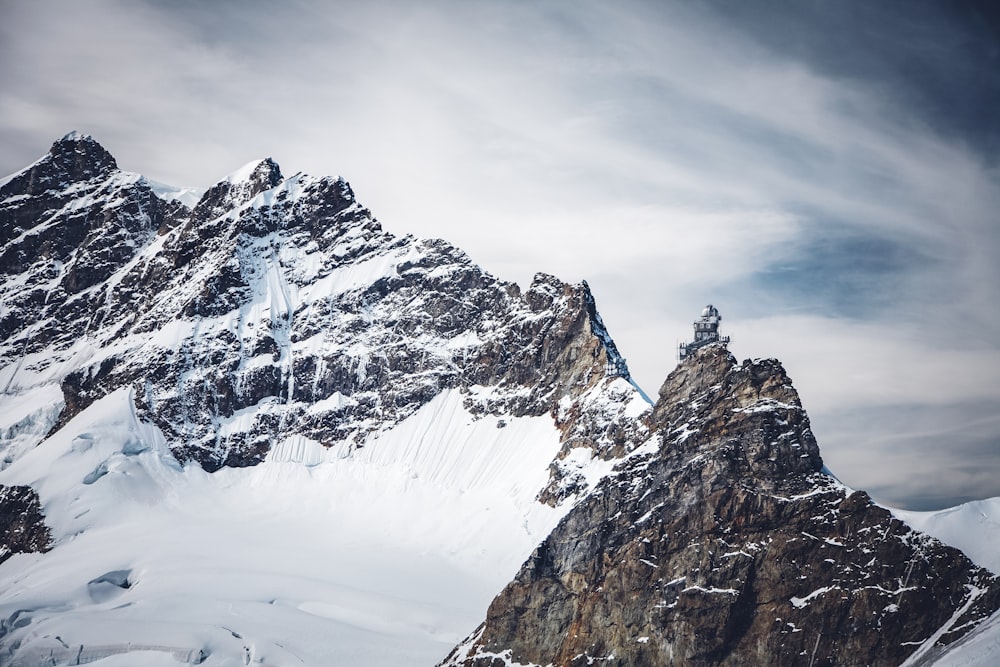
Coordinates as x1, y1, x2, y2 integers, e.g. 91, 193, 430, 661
442, 345, 1000, 667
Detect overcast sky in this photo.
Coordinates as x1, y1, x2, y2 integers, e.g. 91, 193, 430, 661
2, 0, 998, 510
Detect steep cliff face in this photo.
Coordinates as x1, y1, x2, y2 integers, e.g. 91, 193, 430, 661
0, 133, 181, 348
443, 345, 1000, 667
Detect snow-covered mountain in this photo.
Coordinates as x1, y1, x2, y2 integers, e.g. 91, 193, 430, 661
0, 133, 997, 666
0, 132, 648, 666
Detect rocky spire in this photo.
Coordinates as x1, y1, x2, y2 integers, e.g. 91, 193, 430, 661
190, 157, 284, 222
1, 132, 119, 198
0, 133, 180, 341
442, 344, 1000, 667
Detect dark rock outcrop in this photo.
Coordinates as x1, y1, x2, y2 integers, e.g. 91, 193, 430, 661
442, 345, 1000, 666
0, 485, 51, 564
0, 132, 181, 351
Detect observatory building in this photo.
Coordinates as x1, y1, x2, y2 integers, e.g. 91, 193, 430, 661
678, 304, 731, 361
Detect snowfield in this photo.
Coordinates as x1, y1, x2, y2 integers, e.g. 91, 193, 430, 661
892, 499, 1000, 576
0, 387, 576, 666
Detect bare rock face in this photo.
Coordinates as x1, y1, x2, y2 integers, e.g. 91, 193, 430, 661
0, 485, 51, 565
442, 345, 1000, 667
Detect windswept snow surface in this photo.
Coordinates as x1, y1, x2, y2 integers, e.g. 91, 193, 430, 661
223, 158, 269, 184
145, 177, 202, 208
892, 499, 1000, 575
927, 610, 1000, 667
0, 389, 572, 666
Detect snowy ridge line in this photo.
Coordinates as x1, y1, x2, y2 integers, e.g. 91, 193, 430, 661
223, 158, 270, 184
890, 498, 1000, 575
0, 142, 59, 189
0, 165, 31, 189
582, 279, 630, 380
144, 176, 202, 208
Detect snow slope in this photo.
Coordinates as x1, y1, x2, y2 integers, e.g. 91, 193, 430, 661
893, 500, 1000, 667
0, 388, 576, 666
893, 499, 1000, 576
927, 610, 1000, 667
145, 177, 203, 208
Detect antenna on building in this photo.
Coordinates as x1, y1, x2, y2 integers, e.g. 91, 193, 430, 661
678, 304, 730, 361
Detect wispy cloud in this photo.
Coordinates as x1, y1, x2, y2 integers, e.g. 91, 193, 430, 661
1, 0, 996, 509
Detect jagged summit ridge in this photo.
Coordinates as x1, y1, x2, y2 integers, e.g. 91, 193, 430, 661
1, 133, 644, 484
443, 344, 1000, 667
1, 130, 118, 196
223, 157, 280, 184
60, 130, 89, 141
192, 156, 285, 221
0, 140, 181, 329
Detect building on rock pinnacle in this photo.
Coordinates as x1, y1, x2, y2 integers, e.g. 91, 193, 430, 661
678, 304, 730, 361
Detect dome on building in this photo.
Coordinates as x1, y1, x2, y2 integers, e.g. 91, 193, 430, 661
701, 304, 719, 318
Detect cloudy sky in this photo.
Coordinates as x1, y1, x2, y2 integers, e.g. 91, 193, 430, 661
2, 0, 998, 510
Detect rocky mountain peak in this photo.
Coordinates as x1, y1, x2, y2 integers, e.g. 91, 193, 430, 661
48, 131, 119, 181
648, 344, 821, 482
443, 342, 1000, 667
3, 135, 999, 666
654, 343, 737, 408
191, 157, 284, 222
0, 131, 118, 198
0, 134, 180, 348
2, 134, 646, 483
